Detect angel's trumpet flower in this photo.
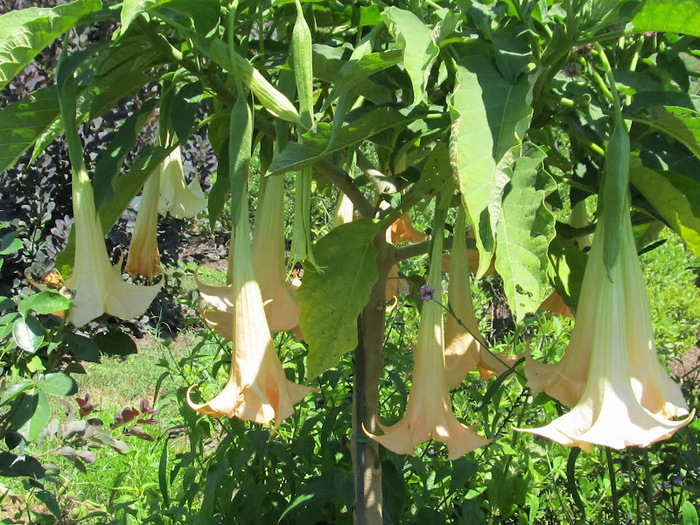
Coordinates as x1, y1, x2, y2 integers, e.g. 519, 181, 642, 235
195, 177, 301, 336
391, 213, 427, 244
252, 176, 301, 333
445, 207, 517, 388
537, 292, 573, 318
64, 159, 162, 328
125, 170, 161, 281
187, 200, 313, 432
382, 213, 424, 306
519, 210, 693, 451
331, 191, 355, 229
366, 218, 491, 459
158, 147, 207, 219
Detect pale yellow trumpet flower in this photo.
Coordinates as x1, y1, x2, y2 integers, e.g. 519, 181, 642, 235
187, 199, 313, 432
519, 210, 693, 451
366, 218, 491, 459
252, 175, 301, 333
125, 170, 162, 281
445, 207, 517, 388
194, 177, 300, 336
64, 161, 162, 327
158, 147, 207, 219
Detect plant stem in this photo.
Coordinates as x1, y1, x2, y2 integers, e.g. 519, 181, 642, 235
643, 449, 657, 525
605, 447, 621, 525
352, 233, 390, 524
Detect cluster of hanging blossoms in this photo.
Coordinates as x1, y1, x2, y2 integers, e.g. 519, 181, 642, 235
51, 98, 692, 454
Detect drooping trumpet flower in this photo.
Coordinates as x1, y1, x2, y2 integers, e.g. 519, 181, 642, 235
125, 169, 162, 281
187, 199, 313, 432
519, 209, 693, 451
158, 147, 207, 219
391, 213, 426, 244
331, 190, 355, 229
63, 153, 162, 327
384, 213, 423, 308
366, 213, 491, 459
445, 207, 517, 388
252, 175, 301, 333
194, 177, 301, 336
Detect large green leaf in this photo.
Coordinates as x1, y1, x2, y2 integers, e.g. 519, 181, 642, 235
382, 7, 438, 105
547, 237, 588, 314
298, 220, 380, 379
0, 86, 59, 173
120, 0, 158, 33
630, 156, 700, 256
0, 0, 101, 91
11, 391, 50, 442
449, 54, 534, 277
629, 106, 700, 159
31, 39, 157, 164
37, 372, 77, 397
94, 98, 159, 209
322, 49, 403, 110
268, 107, 424, 175
494, 145, 555, 321
17, 291, 71, 317
632, 0, 700, 37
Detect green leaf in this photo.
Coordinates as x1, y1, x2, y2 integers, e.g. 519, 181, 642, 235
298, 220, 380, 379
0, 86, 60, 173
0, 452, 44, 478
94, 98, 159, 209
171, 81, 204, 143
63, 332, 101, 362
323, 49, 403, 110
449, 54, 534, 277
17, 291, 71, 317
681, 501, 699, 525
382, 7, 438, 105
0, 230, 22, 255
630, 106, 700, 159
120, 0, 158, 33
0, 0, 102, 91
0, 381, 34, 406
11, 391, 50, 441
632, 0, 700, 37
268, 107, 423, 175
158, 0, 221, 41
494, 145, 555, 321
12, 316, 44, 353
93, 331, 138, 357
630, 156, 700, 256
37, 372, 77, 396
547, 237, 588, 314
